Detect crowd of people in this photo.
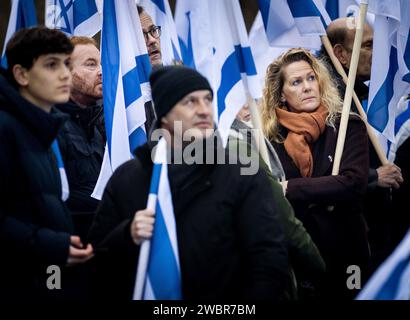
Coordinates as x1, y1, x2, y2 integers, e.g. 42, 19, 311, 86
0, 6, 408, 301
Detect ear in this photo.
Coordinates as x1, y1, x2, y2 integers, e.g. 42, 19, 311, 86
160, 116, 169, 127
12, 64, 29, 87
333, 44, 349, 68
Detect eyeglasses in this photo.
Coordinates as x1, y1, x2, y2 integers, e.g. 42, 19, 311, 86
143, 26, 161, 41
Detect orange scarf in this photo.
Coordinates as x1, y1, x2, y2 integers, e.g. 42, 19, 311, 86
275, 105, 328, 177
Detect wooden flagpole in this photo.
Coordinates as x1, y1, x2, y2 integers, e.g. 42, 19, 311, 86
332, 0, 370, 176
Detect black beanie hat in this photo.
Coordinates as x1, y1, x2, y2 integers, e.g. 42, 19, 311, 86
149, 65, 213, 120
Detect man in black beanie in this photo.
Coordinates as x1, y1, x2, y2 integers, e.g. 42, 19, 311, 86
89, 65, 289, 301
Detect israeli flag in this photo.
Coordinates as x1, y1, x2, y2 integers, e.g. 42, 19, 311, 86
356, 228, 410, 300
92, 0, 152, 199
1, 0, 37, 68
389, 97, 410, 161
137, 0, 182, 65
257, 0, 330, 50
367, 0, 410, 158
249, 12, 288, 88
51, 140, 70, 201
324, 0, 374, 24
45, 0, 102, 37
133, 138, 182, 300
175, 0, 261, 146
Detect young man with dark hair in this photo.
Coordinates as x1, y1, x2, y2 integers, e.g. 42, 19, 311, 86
0, 27, 93, 300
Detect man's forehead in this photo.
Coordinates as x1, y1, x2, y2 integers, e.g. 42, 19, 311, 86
139, 12, 155, 30
37, 53, 70, 61
72, 44, 100, 62
182, 90, 212, 99
346, 23, 373, 44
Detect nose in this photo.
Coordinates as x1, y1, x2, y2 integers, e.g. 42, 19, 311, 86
61, 64, 71, 81
302, 80, 312, 92
97, 64, 102, 77
197, 99, 212, 116
146, 33, 157, 46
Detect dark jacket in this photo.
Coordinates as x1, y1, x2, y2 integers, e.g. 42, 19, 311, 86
272, 116, 371, 298
0, 69, 73, 299
55, 101, 105, 213
230, 120, 325, 292
88, 140, 289, 301
321, 52, 394, 268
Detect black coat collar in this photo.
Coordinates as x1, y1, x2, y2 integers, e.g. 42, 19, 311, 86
0, 68, 68, 147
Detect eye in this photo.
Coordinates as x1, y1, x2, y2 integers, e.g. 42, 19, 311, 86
308, 75, 316, 81
204, 95, 213, 103
292, 80, 300, 86
45, 61, 57, 69
183, 97, 196, 106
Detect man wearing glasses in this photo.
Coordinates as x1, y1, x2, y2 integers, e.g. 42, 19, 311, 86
136, 5, 163, 134
138, 6, 162, 66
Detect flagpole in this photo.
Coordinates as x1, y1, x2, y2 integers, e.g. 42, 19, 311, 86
133, 194, 156, 300
331, 0, 369, 176
247, 94, 273, 173
321, 35, 388, 165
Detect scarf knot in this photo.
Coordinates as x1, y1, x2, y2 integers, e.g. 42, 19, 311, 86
275, 105, 328, 177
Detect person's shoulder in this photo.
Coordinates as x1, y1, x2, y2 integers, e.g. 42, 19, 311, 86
0, 109, 21, 132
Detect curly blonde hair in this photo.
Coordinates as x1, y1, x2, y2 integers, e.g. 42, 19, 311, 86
261, 48, 342, 142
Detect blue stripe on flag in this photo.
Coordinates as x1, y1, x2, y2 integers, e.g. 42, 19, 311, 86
395, 103, 410, 134
326, 0, 339, 21
123, 54, 151, 108
17, 0, 37, 28
367, 46, 399, 132
73, 0, 98, 28
374, 254, 410, 300
403, 28, 410, 83
152, 0, 166, 15
51, 139, 64, 168
257, 0, 271, 32
234, 45, 257, 75
172, 41, 182, 62
217, 46, 257, 117
101, 0, 120, 155
129, 126, 147, 154
149, 163, 161, 195
136, 54, 152, 84
287, 0, 327, 28
123, 67, 142, 108
178, 11, 196, 68
146, 198, 182, 299
57, 0, 74, 34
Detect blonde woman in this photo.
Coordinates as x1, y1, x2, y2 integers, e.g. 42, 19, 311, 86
261, 48, 370, 300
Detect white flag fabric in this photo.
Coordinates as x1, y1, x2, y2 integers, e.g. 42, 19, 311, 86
324, 0, 375, 25
45, 0, 101, 37
367, 0, 410, 159
1, 0, 37, 68
257, 0, 331, 50
249, 12, 288, 89
133, 138, 182, 300
175, 0, 261, 146
137, 0, 182, 65
92, 0, 152, 199
356, 228, 410, 300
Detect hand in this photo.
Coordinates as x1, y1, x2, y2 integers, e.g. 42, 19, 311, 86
376, 164, 404, 189
130, 209, 155, 245
66, 236, 94, 267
